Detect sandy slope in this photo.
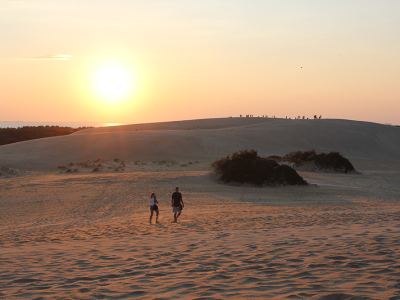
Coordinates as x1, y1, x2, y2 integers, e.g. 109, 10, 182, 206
0, 118, 399, 171
1, 160, 400, 299
1, 118, 400, 299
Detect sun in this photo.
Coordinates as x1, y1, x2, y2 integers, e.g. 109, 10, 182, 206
93, 64, 135, 102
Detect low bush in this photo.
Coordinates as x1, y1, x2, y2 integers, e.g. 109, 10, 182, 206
314, 151, 355, 173
273, 165, 307, 185
282, 150, 317, 167
211, 149, 307, 186
282, 149, 356, 173
266, 155, 283, 163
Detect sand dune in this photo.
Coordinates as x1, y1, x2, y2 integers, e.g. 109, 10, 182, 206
0, 118, 399, 171
1, 118, 400, 299
1, 161, 400, 299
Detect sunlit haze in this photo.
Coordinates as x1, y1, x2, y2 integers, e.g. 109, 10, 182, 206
92, 64, 135, 103
1, 1, 399, 124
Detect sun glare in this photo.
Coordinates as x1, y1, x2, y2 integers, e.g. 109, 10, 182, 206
93, 64, 135, 102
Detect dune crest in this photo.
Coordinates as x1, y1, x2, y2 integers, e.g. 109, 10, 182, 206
0, 118, 399, 171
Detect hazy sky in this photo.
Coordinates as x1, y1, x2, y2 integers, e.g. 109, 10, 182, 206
1, 0, 399, 124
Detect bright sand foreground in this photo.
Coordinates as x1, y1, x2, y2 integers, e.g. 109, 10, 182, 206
1, 118, 400, 299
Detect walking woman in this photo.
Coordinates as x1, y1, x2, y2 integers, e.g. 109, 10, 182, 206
150, 192, 159, 224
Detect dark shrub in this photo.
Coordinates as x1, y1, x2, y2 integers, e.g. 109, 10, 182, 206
273, 165, 307, 185
282, 149, 356, 173
282, 149, 317, 167
266, 155, 282, 162
211, 149, 307, 186
315, 151, 355, 173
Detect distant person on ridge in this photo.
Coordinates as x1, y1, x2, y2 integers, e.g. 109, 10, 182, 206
171, 187, 184, 223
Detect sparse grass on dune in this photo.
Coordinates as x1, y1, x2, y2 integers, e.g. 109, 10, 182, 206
55, 158, 203, 174
0, 166, 20, 175
152, 160, 178, 165
56, 158, 127, 173
0, 166, 28, 178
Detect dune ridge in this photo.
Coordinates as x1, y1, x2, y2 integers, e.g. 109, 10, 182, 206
0, 118, 399, 171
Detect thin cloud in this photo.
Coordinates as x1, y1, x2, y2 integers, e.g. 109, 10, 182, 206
18, 54, 71, 61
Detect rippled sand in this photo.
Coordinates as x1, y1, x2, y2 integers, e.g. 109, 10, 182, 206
1, 158, 400, 299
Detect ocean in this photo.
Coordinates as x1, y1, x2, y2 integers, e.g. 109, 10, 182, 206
0, 122, 125, 128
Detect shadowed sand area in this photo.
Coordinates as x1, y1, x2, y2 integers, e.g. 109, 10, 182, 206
1, 118, 400, 299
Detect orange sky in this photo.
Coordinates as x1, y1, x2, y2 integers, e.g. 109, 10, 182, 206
1, 1, 400, 125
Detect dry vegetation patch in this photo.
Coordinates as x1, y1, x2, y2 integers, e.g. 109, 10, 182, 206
56, 159, 127, 173
0, 166, 28, 178
55, 158, 204, 174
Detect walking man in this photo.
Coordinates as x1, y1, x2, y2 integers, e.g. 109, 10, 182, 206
171, 187, 184, 223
